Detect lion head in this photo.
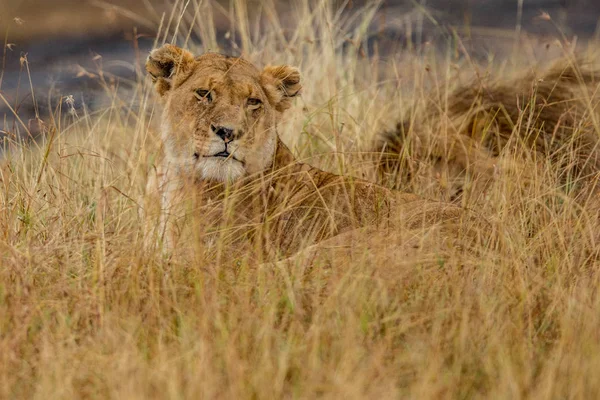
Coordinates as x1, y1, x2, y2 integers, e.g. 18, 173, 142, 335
146, 44, 301, 183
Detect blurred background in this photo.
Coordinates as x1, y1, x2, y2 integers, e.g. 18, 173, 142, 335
1, 0, 600, 138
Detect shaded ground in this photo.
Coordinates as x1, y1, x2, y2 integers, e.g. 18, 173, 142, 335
1, 0, 599, 140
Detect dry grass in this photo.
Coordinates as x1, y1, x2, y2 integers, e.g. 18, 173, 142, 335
1, 1, 600, 398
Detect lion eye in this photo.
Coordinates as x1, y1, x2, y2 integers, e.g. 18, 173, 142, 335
247, 98, 262, 108
195, 89, 212, 103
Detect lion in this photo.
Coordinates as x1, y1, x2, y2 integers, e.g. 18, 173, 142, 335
375, 59, 600, 200
144, 44, 481, 259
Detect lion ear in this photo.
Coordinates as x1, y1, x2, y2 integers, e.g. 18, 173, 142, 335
146, 44, 195, 96
261, 65, 302, 112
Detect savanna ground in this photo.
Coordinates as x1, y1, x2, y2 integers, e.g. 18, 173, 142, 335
1, 0, 600, 398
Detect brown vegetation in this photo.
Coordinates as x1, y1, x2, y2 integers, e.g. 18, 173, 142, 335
1, 1, 600, 398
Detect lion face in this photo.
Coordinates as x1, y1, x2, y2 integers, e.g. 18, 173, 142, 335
146, 44, 301, 183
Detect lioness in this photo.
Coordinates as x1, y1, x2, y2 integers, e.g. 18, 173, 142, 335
375, 59, 600, 199
145, 44, 474, 259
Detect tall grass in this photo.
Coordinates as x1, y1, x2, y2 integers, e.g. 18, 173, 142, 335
1, 0, 600, 398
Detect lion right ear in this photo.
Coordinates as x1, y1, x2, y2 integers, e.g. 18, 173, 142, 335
146, 44, 195, 96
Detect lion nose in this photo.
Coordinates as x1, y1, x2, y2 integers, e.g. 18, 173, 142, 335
211, 125, 235, 143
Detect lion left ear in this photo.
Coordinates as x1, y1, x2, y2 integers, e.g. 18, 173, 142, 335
261, 65, 302, 112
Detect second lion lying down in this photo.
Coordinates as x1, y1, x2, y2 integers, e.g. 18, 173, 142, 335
144, 44, 481, 258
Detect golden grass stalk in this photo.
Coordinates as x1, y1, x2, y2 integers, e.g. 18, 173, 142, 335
1, 1, 599, 398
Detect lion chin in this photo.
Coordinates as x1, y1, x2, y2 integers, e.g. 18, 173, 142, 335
194, 157, 246, 183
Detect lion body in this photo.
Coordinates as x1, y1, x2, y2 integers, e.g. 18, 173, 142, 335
146, 45, 474, 257
148, 137, 465, 258
144, 44, 468, 258
376, 60, 600, 199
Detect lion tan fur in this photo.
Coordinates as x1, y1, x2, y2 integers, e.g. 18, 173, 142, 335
375, 59, 600, 200
144, 44, 476, 258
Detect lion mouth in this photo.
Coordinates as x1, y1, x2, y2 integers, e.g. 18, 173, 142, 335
195, 150, 241, 163
210, 151, 230, 158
